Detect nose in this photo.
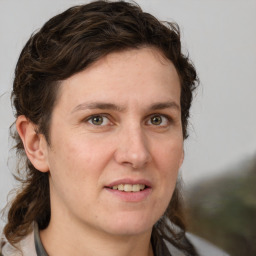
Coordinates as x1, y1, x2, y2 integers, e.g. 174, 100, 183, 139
114, 125, 152, 169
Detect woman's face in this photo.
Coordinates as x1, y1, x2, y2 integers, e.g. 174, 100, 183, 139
43, 47, 184, 236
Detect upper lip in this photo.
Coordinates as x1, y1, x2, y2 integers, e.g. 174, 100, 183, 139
105, 178, 152, 188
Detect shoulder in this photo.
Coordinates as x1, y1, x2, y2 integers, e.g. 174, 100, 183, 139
186, 233, 230, 256
159, 220, 230, 256
163, 232, 230, 256
0, 228, 36, 256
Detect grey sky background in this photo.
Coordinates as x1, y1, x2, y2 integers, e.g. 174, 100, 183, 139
1, 0, 256, 214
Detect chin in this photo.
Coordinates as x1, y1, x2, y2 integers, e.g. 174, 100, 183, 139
106, 225, 152, 237
101, 212, 157, 236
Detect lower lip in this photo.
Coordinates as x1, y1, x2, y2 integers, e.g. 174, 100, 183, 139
104, 187, 152, 202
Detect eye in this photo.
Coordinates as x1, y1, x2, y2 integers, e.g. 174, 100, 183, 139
87, 115, 111, 126
147, 114, 170, 126
151, 115, 162, 125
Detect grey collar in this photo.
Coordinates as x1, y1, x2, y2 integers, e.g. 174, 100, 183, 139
34, 223, 48, 256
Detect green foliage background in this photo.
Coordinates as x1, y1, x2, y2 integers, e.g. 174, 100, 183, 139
185, 155, 256, 255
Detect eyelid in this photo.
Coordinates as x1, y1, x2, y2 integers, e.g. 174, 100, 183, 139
145, 113, 172, 126
85, 114, 113, 126
83, 113, 172, 127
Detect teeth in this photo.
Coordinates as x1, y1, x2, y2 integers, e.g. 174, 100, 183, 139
111, 184, 146, 192
117, 184, 124, 190
139, 184, 145, 190
132, 184, 140, 192
124, 184, 132, 192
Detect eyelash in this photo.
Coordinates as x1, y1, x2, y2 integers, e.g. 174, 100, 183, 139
85, 113, 172, 127
86, 114, 113, 126
146, 114, 172, 127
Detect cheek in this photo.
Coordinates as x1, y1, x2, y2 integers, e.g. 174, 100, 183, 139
152, 138, 183, 200
47, 139, 99, 207
49, 134, 114, 181
151, 141, 183, 217
153, 139, 183, 174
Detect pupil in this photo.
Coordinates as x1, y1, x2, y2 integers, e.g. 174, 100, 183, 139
152, 116, 162, 125
92, 116, 103, 125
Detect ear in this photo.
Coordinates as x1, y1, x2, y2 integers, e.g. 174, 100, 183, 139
16, 115, 49, 172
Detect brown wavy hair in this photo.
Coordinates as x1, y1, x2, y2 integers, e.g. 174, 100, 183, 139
3, 1, 198, 254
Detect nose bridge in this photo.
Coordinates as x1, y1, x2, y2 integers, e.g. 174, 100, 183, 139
114, 121, 151, 168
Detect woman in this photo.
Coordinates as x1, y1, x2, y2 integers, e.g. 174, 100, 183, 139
1, 1, 229, 255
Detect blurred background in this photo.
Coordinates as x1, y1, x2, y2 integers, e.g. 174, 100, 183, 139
0, 0, 256, 255
185, 154, 256, 255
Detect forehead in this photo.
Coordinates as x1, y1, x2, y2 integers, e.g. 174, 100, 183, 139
54, 47, 180, 111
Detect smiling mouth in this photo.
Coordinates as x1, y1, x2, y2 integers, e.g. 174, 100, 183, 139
107, 184, 147, 192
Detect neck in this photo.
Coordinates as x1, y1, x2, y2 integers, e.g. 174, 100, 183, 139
40, 217, 154, 256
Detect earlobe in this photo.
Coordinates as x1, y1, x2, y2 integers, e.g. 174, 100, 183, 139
16, 115, 49, 173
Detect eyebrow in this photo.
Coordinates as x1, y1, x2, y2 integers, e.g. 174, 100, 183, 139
71, 102, 126, 113
71, 101, 180, 113
149, 101, 180, 111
